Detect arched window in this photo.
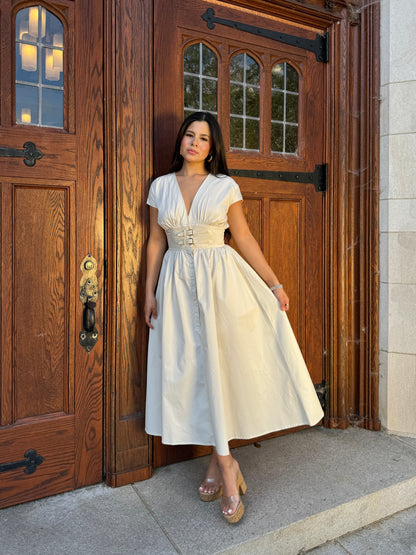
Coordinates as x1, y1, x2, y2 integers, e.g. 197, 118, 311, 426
271, 63, 299, 154
184, 43, 217, 118
230, 53, 260, 151
15, 5, 64, 128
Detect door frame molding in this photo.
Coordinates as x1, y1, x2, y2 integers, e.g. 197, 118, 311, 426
103, 0, 380, 486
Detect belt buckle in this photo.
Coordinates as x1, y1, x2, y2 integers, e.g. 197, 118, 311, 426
184, 237, 194, 245
185, 228, 193, 236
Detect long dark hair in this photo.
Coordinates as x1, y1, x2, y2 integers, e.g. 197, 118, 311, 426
169, 112, 229, 176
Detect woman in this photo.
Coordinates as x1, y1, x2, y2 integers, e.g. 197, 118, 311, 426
144, 112, 323, 524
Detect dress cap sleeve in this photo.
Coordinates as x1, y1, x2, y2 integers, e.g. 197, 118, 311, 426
146, 179, 158, 208
228, 177, 243, 207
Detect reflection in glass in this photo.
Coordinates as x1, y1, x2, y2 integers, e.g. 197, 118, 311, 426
184, 75, 200, 109
202, 47, 217, 77
246, 119, 259, 150
184, 44, 199, 74
286, 64, 299, 92
230, 53, 260, 150
15, 6, 64, 128
271, 91, 284, 121
285, 125, 298, 154
246, 86, 259, 118
271, 62, 299, 154
202, 78, 217, 111
271, 123, 283, 152
230, 84, 244, 115
286, 93, 298, 123
42, 88, 63, 127
184, 43, 217, 116
230, 55, 244, 83
230, 117, 243, 149
272, 63, 284, 90
16, 84, 39, 125
16, 43, 38, 83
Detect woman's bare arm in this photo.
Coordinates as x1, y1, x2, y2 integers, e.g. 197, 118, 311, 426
144, 207, 167, 328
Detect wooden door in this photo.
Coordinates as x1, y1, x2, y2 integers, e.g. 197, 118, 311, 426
0, 0, 104, 508
153, 0, 326, 466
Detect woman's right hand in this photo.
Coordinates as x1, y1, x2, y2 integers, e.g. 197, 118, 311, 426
144, 294, 158, 329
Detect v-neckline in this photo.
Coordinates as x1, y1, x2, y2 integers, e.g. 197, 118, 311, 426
174, 172, 210, 217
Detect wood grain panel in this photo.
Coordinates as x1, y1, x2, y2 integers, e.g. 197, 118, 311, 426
269, 198, 303, 347
74, 0, 104, 488
14, 186, 68, 420
242, 197, 263, 247
105, 0, 154, 485
0, 416, 75, 509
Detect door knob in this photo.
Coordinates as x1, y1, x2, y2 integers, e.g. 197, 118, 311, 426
79, 254, 99, 353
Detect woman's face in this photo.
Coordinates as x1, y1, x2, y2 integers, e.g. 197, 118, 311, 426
180, 120, 212, 165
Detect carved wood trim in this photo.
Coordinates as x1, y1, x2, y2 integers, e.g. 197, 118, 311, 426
324, 0, 380, 430
104, 0, 153, 483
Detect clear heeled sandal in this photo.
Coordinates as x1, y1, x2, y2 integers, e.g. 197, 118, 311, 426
199, 477, 223, 502
221, 469, 247, 524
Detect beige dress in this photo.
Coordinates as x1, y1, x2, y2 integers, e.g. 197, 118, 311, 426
145, 172, 323, 456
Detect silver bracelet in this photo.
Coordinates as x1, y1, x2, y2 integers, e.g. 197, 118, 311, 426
270, 284, 283, 291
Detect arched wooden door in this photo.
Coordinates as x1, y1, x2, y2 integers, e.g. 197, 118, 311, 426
0, 0, 104, 508
153, 0, 327, 466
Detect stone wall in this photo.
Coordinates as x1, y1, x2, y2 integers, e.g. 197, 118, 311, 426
379, 0, 416, 436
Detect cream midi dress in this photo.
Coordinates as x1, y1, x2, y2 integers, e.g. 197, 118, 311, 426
145, 172, 324, 456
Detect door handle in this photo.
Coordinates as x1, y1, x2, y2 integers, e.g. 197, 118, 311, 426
79, 254, 99, 353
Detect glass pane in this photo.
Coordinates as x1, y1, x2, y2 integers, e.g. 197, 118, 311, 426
15, 6, 40, 42
272, 91, 284, 121
245, 55, 260, 85
245, 119, 259, 150
15, 6, 64, 129
16, 84, 39, 125
286, 93, 298, 123
42, 88, 63, 127
184, 75, 200, 109
41, 9, 62, 45
286, 64, 299, 92
42, 47, 63, 86
285, 125, 298, 154
230, 54, 244, 82
246, 86, 259, 117
202, 78, 217, 111
202, 45, 217, 77
184, 109, 195, 119
230, 117, 243, 149
230, 83, 244, 115
271, 122, 283, 152
16, 43, 39, 83
272, 63, 284, 90
184, 43, 199, 74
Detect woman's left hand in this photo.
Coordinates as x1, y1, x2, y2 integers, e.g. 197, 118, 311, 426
273, 288, 290, 311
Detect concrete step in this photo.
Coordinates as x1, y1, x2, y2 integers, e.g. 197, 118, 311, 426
0, 427, 415, 555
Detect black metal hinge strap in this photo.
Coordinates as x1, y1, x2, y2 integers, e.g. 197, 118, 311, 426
0, 449, 44, 475
201, 9, 329, 63
0, 142, 44, 166
230, 164, 328, 193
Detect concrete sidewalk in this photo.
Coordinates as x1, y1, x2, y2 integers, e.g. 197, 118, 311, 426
0, 427, 415, 554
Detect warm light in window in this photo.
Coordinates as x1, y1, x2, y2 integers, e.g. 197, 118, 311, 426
21, 43, 37, 71
45, 49, 60, 81
52, 34, 63, 73
21, 108, 31, 123
28, 7, 38, 38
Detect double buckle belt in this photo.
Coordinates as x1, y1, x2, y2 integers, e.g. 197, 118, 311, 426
166, 226, 224, 249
